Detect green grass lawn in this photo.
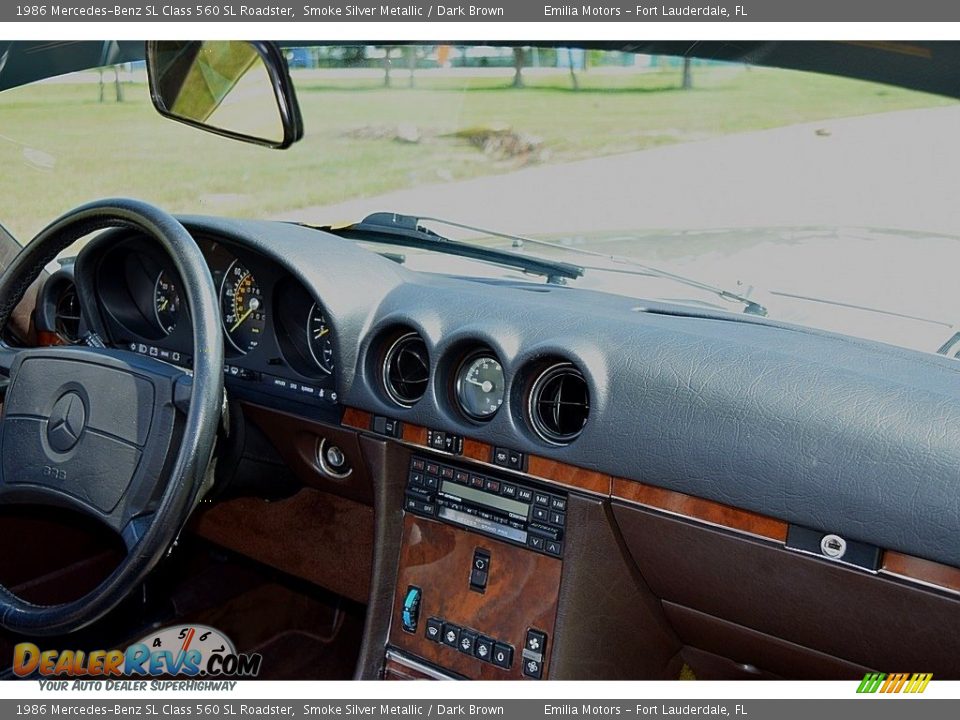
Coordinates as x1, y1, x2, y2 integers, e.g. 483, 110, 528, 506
0, 64, 953, 242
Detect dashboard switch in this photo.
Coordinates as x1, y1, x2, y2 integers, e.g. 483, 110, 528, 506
400, 585, 421, 634
425, 617, 443, 643
492, 642, 513, 669
474, 636, 494, 663
470, 549, 491, 592
523, 656, 544, 679
458, 629, 477, 655
442, 623, 461, 648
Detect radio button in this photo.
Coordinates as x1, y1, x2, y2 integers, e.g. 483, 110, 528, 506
484, 479, 501, 493
507, 450, 524, 470
493, 447, 510, 467
470, 475, 485, 488
412, 458, 425, 471
528, 536, 545, 552
441, 466, 455, 479
529, 522, 561, 541
532, 506, 550, 523
550, 511, 565, 526
546, 540, 563, 556
426, 463, 440, 475
550, 496, 566, 512
534, 492, 550, 506
517, 488, 533, 503
501, 483, 517, 498
423, 474, 439, 490
454, 470, 469, 484
408, 472, 424, 487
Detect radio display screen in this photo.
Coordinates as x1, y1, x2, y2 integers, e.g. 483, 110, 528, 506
440, 480, 529, 517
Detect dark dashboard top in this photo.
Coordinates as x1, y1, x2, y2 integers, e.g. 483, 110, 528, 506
66, 215, 960, 569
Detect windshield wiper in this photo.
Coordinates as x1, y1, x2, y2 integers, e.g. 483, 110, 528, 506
413, 216, 768, 317
306, 212, 584, 285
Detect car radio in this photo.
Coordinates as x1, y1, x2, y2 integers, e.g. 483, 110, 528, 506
404, 455, 566, 558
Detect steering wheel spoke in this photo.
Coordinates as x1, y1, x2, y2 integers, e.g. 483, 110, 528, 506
0, 199, 224, 636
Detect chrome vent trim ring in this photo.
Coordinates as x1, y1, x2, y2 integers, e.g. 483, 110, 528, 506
527, 362, 590, 445
382, 331, 430, 407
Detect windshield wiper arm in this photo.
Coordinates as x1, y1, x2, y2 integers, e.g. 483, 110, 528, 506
415, 216, 768, 317
307, 212, 584, 285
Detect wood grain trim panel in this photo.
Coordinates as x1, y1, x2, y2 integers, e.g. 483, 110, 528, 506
389, 514, 561, 680
611, 478, 788, 543
341, 406, 610, 495
340, 406, 960, 596
36, 330, 65, 347
881, 551, 960, 596
342, 407, 373, 431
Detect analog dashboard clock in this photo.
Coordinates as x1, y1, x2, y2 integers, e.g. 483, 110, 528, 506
455, 352, 505, 420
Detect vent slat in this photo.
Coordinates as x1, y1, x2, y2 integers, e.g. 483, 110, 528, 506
382, 332, 429, 407
528, 363, 589, 445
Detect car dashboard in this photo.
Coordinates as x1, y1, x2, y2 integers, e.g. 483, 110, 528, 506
30, 214, 960, 681
77, 231, 340, 413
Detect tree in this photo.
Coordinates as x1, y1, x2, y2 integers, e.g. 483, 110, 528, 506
380, 46, 398, 87
681, 57, 694, 90
512, 47, 525, 88
98, 65, 123, 103
567, 48, 579, 91
406, 46, 418, 88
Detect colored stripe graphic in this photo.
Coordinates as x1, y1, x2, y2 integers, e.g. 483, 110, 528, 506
857, 673, 886, 693
857, 672, 932, 693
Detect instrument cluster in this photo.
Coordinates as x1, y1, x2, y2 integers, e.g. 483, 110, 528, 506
91, 233, 338, 406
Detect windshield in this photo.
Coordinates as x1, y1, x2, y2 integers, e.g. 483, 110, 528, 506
2, 45, 959, 354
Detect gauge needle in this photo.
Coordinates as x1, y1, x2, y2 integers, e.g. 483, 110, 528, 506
158, 298, 169, 311
230, 306, 255, 333
314, 327, 330, 339
467, 378, 494, 393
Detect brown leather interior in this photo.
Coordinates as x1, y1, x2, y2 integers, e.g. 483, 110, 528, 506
613, 502, 960, 678
192, 488, 374, 604
550, 494, 681, 680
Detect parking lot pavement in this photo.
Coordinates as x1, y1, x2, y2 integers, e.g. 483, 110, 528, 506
284, 105, 960, 239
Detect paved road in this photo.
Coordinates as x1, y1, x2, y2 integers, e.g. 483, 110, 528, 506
282, 105, 960, 353
284, 104, 960, 237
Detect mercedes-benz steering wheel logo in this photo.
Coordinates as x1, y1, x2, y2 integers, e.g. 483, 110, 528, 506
47, 392, 86, 452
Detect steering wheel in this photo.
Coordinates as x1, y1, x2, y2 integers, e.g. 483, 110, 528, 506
0, 199, 224, 636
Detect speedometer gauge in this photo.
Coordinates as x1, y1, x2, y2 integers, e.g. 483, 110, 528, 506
455, 352, 505, 420
307, 303, 335, 374
221, 260, 265, 354
153, 271, 181, 335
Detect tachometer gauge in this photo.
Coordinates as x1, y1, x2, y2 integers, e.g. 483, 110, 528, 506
153, 271, 181, 335
221, 260, 265, 354
307, 303, 335, 374
455, 352, 505, 420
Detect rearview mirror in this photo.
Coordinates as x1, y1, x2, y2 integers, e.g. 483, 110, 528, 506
146, 40, 303, 149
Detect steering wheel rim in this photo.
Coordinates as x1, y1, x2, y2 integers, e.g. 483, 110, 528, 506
0, 198, 224, 636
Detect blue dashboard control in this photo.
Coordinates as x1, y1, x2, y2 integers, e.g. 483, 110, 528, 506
401, 585, 422, 633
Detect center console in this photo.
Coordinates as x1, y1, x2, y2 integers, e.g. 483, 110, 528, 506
386, 454, 566, 680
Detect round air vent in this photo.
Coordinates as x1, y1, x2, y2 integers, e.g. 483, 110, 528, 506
382, 331, 430, 407
54, 281, 82, 342
527, 362, 589, 445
